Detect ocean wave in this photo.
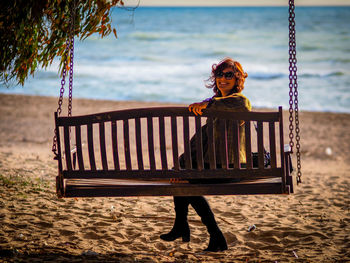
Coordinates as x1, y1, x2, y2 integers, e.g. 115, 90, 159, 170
326, 71, 345, 77
249, 73, 285, 80
335, 58, 350, 63
129, 31, 183, 41
206, 50, 229, 57
301, 71, 346, 78
128, 31, 243, 43
299, 45, 324, 52
303, 57, 350, 64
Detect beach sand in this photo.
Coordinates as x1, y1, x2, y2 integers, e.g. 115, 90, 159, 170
0, 94, 349, 262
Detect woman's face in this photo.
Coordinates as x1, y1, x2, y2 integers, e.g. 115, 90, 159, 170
215, 67, 236, 97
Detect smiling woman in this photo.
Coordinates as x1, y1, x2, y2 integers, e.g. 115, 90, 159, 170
189, 58, 250, 115
216, 69, 238, 96
211, 58, 248, 96
161, 57, 251, 252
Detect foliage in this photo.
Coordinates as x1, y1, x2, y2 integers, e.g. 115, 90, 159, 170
0, 0, 124, 86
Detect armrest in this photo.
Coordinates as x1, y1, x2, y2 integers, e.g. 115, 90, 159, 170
284, 144, 293, 174
284, 144, 292, 154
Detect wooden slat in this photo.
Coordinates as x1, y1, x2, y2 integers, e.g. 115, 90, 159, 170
171, 116, 179, 170
99, 122, 108, 170
57, 107, 280, 126
87, 123, 96, 171
279, 106, 286, 192
55, 112, 63, 173
64, 126, 72, 171
123, 120, 132, 171
64, 181, 285, 198
75, 125, 84, 171
219, 119, 228, 169
135, 118, 144, 170
111, 121, 120, 170
63, 167, 284, 180
207, 117, 216, 169
232, 121, 240, 169
257, 121, 265, 169
245, 121, 253, 169
159, 116, 168, 170
285, 152, 293, 193
147, 117, 156, 170
183, 116, 192, 169
195, 116, 204, 170
269, 121, 277, 168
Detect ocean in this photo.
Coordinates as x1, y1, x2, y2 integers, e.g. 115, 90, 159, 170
1, 6, 350, 113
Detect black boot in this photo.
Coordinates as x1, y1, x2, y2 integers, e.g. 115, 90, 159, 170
160, 219, 190, 242
190, 196, 228, 252
160, 197, 190, 242
204, 228, 228, 252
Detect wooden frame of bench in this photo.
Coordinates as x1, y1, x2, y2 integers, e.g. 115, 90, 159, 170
54, 106, 293, 198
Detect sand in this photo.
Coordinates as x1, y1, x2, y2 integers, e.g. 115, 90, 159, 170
0, 94, 349, 262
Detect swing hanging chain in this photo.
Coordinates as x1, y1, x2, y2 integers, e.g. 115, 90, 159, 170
68, 4, 76, 117
288, 0, 295, 152
52, 0, 77, 157
56, 38, 71, 116
288, 0, 302, 184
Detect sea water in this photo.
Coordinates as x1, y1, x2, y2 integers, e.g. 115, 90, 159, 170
1, 7, 350, 113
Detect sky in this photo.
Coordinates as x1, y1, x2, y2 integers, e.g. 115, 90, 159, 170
136, 0, 350, 6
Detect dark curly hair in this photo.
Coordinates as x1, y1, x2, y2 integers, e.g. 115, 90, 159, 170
206, 57, 248, 97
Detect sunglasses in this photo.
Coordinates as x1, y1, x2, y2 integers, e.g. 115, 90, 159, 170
215, 71, 235, 80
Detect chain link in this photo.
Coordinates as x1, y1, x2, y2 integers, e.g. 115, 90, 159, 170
288, 0, 302, 184
52, 37, 71, 156
52, 0, 76, 157
68, 5, 76, 117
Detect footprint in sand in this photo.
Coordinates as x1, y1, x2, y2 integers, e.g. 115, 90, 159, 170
224, 232, 238, 243
94, 221, 111, 227
84, 231, 103, 240
33, 221, 54, 228
156, 206, 170, 213
58, 229, 75, 236
155, 242, 168, 250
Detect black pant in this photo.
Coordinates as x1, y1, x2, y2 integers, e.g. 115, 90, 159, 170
174, 158, 226, 232
173, 195, 220, 234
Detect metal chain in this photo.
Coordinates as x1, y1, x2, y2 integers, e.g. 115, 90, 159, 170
57, 40, 71, 116
52, 0, 76, 156
288, 0, 302, 184
288, 0, 295, 152
52, 37, 71, 156
68, 2, 76, 117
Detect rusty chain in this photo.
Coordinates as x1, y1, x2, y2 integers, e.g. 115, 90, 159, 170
288, 0, 302, 184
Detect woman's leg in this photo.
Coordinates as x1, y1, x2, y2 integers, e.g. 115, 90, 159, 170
160, 196, 190, 242
189, 196, 227, 252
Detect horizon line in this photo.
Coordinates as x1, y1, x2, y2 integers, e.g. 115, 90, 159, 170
134, 5, 350, 7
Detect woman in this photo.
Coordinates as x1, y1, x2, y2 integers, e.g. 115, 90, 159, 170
160, 58, 251, 252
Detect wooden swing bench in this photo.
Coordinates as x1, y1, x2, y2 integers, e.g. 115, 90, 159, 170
54, 106, 293, 198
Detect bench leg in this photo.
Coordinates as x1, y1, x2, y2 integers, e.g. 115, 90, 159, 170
285, 152, 294, 193
56, 175, 64, 198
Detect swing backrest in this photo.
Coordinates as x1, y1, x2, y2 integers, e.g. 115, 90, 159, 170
54, 106, 292, 197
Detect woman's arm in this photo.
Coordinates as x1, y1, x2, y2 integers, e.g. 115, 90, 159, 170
189, 94, 251, 115
188, 100, 210, 116
209, 94, 251, 112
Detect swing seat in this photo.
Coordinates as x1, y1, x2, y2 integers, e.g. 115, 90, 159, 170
54, 106, 293, 198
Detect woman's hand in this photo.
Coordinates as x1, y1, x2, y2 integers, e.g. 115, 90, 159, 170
188, 101, 209, 116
